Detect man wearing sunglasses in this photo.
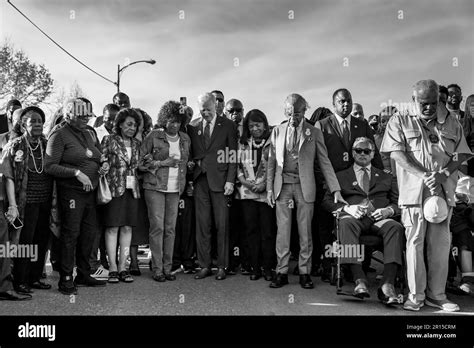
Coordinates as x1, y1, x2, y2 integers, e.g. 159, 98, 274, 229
381, 79, 472, 312
322, 137, 403, 304
315, 88, 384, 282
212, 90, 225, 118
224, 99, 252, 275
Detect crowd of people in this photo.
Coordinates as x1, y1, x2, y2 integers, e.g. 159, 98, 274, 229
0, 80, 473, 313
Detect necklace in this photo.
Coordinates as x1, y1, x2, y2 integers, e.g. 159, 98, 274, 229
26, 139, 44, 174
251, 137, 265, 149
166, 133, 179, 140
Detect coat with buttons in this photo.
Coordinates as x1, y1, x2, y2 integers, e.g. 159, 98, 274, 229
139, 129, 190, 195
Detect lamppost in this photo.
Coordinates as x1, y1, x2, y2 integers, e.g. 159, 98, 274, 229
116, 59, 156, 92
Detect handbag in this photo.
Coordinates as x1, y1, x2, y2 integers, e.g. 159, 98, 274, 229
97, 174, 112, 205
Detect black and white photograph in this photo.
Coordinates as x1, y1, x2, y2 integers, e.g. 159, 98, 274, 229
0, 0, 473, 345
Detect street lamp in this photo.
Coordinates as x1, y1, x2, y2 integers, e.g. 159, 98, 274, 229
116, 59, 156, 92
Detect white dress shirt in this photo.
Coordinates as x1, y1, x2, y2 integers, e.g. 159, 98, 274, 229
203, 114, 217, 136
334, 113, 352, 136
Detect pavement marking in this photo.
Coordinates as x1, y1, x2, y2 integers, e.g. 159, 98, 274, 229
307, 303, 340, 306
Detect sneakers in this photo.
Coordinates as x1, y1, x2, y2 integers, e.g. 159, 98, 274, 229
90, 266, 109, 280
425, 298, 460, 312
403, 299, 424, 311
459, 276, 474, 295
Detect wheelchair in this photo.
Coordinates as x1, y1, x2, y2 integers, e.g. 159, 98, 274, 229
330, 211, 406, 304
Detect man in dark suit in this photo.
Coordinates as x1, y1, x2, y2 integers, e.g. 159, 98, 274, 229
188, 92, 238, 280
315, 88, 384, 281
322, 137, 403, 304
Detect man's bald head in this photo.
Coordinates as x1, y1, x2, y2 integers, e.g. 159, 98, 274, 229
225, 99, 244, 125
412, 80, 439, 119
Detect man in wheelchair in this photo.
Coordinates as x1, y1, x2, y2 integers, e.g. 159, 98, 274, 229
322, 137, 404, 305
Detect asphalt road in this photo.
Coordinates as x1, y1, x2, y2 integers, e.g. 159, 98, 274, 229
2, 261, 473, 316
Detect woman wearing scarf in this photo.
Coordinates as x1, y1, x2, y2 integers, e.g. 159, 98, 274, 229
1, 106, 53, 295
237, 109, 276, 281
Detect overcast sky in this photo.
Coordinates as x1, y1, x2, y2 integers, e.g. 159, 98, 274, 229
1, 0, 473, 124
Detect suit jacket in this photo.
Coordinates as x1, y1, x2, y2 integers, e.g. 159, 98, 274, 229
316, 114, 384, 173
101, 134, 141, 198
188, 116, 238, 192
322, 165, 400, 215
266, 120, 340, 203
0, 114, 9, 135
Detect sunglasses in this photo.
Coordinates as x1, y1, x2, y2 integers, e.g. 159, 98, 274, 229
227, 108, 242, 114
216, 98, 224, 103
353, 148, 373, 155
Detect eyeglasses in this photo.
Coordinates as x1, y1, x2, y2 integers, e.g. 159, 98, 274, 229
353, 148, 373, 155
216, 98, 224, 103
227, 108, 242, 114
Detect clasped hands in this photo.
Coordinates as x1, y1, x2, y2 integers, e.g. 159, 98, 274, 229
241, 178, 266, 194
423, 170, 448, 194
343, 204, 392, 221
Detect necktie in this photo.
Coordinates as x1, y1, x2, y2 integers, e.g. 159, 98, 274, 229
288, 126, 297, 151
342, 119, 350, 149
204, 121, 211, 149
362, 167, 370, 194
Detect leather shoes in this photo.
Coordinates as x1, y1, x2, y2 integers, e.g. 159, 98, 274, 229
153, 273, 166, 282
269, 273, 289, 288
250, 271, 262, 281
14, 284, 34, 294
0, 290, 32, 301
164, 273, 176, 281
353, 279, 370, 298
74, 275, 107, 287
378, 283, 402, 305
215, 268, 226, 280
263, 269, 273, 281
299, 274, 314, 289
30, 280, 52, 290
194, 268, 212, 279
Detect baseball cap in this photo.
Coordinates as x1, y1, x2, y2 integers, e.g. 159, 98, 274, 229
423, 196, 448, 223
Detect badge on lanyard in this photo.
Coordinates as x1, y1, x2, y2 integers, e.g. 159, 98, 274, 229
126, 175, 136, 189
86, 148, 93, 158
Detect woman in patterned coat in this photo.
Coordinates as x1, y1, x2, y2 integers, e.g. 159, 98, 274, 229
101, 108, 141, 283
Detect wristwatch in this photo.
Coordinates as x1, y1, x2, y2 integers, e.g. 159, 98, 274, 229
75, 169, 80, 177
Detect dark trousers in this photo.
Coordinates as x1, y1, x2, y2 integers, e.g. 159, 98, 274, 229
229, 198, 251, 270
90, 205, 108, 269
13, 201, 51, 285
194, 174, 229, 269
0, 205, 13, 292
57, 187, 98, 279
241, 200, 276, 271
173, 195, 196, 269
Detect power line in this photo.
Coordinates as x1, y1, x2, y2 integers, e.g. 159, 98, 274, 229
7, 0, 116, 86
